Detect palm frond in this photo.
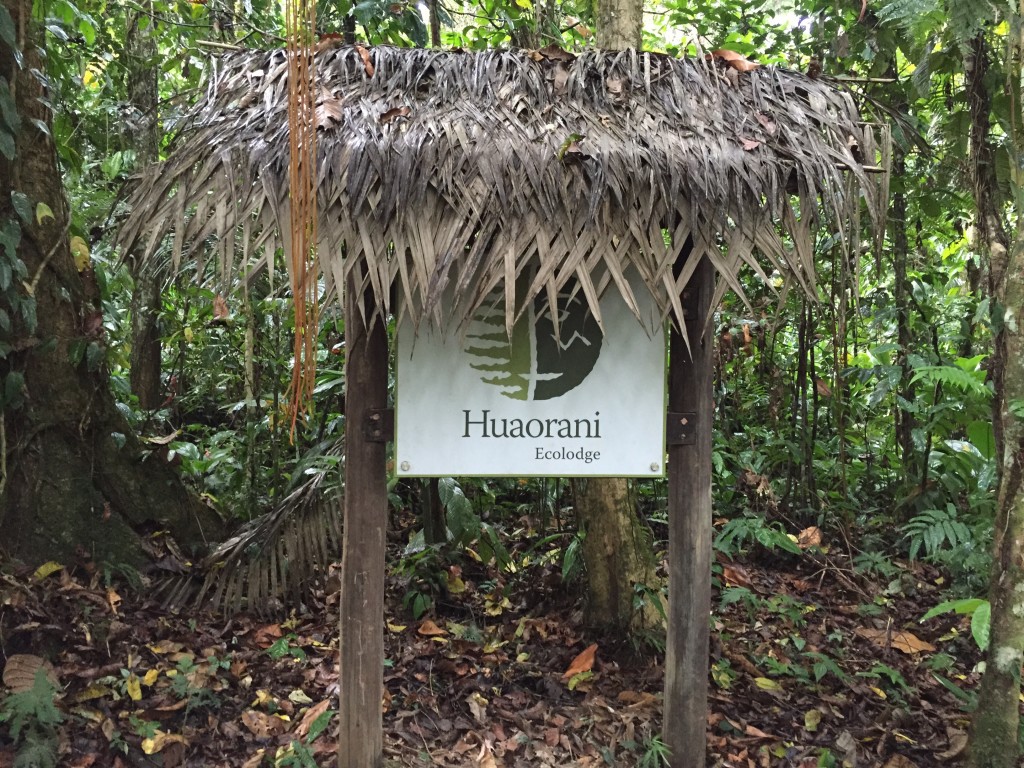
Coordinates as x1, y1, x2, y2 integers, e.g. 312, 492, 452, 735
157, 441, 343, 616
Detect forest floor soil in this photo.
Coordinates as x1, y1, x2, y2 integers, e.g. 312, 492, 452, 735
0, 518, 987, 767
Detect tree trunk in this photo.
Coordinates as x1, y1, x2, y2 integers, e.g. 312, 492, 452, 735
125, 6, 163, 410
573, 0, 662, 635
595, 0, 643, 50
0, 0, 222, 565
575, 478, 660, 630
965, 25, 1024, 768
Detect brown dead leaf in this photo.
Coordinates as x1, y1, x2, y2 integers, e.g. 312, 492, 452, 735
815, 378, 832, 397
882, 756, 917, 768
213, 295, 229, 322
296, 699, 331, 738
722, 564, 752, 588
379, 106, 410, 125
252, 623, 282, 647
417, 619, 447, 636
707, 49, 761, 72
316, 89, 345, 129
855, 627, 936, 654
797, 526, 822, 549
562, 643, 598, 679
741, 138, 761, 151
938, 728, 968, 760
617, 690, 658, 708
744, 724, 777, 740
2, 654, 58, 693
536, 44, 575, 62
240, 710, 289, 738
756, 112, 777, 134
355, 44, 374, 77
315, 33, 344, 54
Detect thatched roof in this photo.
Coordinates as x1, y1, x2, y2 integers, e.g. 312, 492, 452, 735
118, 44, 887, 335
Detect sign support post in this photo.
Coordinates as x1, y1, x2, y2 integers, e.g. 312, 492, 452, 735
338, 279, 390, 768
664, 259, 714, 768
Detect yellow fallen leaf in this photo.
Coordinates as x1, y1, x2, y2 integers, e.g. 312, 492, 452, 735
33, 561, 64, 581
35, 202, 54, 225
125, 673, 142, 701
754, 676, 784, 692
870, 686, 887, 699
804, 709, 821, 732
141, 730, 188, 755
251, 689, 276, 708
386, 622, 407, 632
73, 683, 112, 703
142, 669, 160, 686
563, 643, 598, 679
70, 236, 90, 271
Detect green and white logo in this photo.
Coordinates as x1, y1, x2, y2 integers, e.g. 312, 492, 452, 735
464, 279, 603, 401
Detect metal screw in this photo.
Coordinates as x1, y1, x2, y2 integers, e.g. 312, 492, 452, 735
650, 462, 660, 472
400, 461, 410, 472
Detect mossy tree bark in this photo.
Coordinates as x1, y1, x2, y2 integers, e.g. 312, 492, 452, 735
572, 0, 662, 635
965, 24, 1024, 768
0, 0, 222, 566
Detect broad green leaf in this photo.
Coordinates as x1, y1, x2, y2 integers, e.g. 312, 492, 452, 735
10, 191, 31, 223
971, 601, 991, 652
0, 127, 13, 160
920, 598, 986, 622
966, 420, 995, 458
78, 18, 95, 45
0, 5, 14, 47
0, 78, 20, 135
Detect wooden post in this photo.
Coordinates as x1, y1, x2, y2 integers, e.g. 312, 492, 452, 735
338, 279, 389, 768
664, 259, 714, 768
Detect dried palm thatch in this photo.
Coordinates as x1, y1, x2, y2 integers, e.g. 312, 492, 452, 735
118, 44, 888, 340
156, 440, 344, 615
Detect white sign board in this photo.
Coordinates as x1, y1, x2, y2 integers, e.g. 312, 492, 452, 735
395, 274, 666, 477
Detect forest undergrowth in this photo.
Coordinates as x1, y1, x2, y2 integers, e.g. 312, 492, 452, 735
0, 504, 985, 768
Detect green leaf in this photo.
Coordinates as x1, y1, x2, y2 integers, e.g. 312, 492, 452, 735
305, 710, 334, 742
10, 191, 31, 224
920, 597, 986, 622
0, 78, 20, 135
85, 340, 104, 371
0, 5, 15, 47
78, 17, 95, 45
971, 601, 991, 652
966, 420, 995, 458
4, 370, 24, 408
0, 127, 14, 160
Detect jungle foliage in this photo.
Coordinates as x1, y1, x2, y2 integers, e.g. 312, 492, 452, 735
2, 0, 1024, 764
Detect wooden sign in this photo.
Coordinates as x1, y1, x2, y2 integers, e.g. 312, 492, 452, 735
395, 274, 666, 477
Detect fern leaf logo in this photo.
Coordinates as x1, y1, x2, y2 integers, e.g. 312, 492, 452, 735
464, 277, 603, 401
